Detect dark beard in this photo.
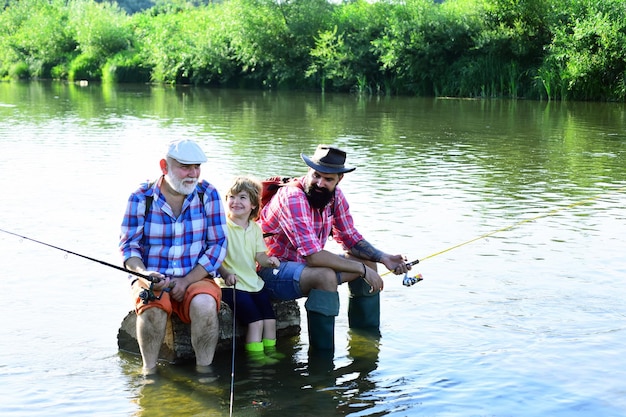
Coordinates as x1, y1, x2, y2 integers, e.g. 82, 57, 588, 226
304, 183, 334, 209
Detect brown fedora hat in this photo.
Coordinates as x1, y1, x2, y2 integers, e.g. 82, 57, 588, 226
301, 145, 356, 174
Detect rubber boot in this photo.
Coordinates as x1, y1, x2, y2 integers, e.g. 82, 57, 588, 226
304, 289, 340, 351
263, 338, 286, 360
348, 278, 381, 335
246, 342, 278, 366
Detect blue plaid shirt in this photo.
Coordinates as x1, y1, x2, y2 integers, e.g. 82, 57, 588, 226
119, 177, 228, 279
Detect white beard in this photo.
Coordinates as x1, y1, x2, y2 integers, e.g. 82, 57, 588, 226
165, 172, 198, 195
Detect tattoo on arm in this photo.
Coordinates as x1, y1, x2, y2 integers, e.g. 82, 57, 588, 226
351, 240, 383, 262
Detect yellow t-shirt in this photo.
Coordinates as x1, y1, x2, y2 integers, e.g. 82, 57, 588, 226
217, 217, 268, 292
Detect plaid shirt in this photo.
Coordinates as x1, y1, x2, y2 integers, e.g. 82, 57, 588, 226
119, 177, 228, 279
259, 177, 363, 262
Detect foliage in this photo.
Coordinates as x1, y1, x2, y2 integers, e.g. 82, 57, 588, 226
68, 0, 132, 58
539, 0, 626, 100
306, 26, 348, 91
331, 0, 395, 93
372, 0, 485, 96
131, 5, 235, 84
68, 53, 101, 81
222, 0, 334, 89
100, 0, 156, 14
0, 0, 77, 78
2, 0, 626, 101
102, 50, 151, 83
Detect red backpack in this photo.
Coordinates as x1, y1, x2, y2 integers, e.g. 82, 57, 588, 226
260, 176, 335, 215
260, 176, 297, 209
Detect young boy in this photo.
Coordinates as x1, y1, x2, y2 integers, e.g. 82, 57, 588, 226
218, 176, 284, 365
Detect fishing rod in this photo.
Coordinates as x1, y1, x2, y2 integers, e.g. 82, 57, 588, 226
229, 282, 237, 417
390, 186, 625, 284
0, 227, 159, 283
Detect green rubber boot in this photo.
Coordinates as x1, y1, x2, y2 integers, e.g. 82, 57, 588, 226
304, 289, 340, 351
348, 278, 381, 334
246, 341, 278, 366
263, 338, 286, 360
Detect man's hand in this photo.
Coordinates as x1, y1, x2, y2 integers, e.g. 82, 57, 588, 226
169, 277, 188, 302
150, 273, 174, 291
381, 254, 410, 275
144, 271, 168, 290
363, 265, 384, 293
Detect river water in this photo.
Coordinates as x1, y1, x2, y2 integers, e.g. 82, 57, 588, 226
1, 82, 625, 417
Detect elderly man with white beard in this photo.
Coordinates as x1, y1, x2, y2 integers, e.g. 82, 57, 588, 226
119, 139, 228, 381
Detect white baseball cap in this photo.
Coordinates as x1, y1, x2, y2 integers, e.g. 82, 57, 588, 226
166, 139, 207, 164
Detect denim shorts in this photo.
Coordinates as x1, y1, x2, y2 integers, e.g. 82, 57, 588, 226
258, 261, 306, 300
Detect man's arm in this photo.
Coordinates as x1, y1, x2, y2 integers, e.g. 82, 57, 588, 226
349, 239, 409, 275
305, 249, 384, 292
305, 249, 364, 274
348, 239, 384, 262
124, 256, 169, 290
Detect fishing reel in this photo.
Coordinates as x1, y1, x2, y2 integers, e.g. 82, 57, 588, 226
138, 278, 171, 304
138, 286, 157, 304
403, 272, 423, 287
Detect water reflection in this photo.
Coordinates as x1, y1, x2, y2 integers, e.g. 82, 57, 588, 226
119, 329, 382, 416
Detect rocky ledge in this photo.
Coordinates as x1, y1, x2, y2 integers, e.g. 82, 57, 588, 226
117, 300, 301, 363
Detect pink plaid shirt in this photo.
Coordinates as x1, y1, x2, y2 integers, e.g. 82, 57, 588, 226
259, 177, 363, 262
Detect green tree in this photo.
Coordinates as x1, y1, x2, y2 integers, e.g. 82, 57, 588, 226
540, 0, 626, 100
306, 26, 348, 91
373, 0, 483, 96
132, 4, 235, 84
67, 0, 133, 81
0, 0, 76, 79
331, 0, 394, 93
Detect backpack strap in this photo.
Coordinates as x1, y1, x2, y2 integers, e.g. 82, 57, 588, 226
144, 182, 155, 218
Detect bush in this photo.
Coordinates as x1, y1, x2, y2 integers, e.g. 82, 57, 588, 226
102, 51, 151, 83
50, 63, 69, 80
68, 54, 101, 81
9, 61, 30, 79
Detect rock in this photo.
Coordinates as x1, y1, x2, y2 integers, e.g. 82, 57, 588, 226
117, 300, 301, 363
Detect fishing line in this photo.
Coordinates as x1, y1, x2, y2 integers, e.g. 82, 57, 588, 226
0, 228, 156, 282
386, 186, 625, 276
229, 282, 237, 417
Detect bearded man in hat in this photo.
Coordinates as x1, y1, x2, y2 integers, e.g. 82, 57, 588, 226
119, 139, 228, 380
258, 144, 409, 352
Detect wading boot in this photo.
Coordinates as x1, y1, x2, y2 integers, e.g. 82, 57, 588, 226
304, 289, 340, 351
348, 278, 381, 335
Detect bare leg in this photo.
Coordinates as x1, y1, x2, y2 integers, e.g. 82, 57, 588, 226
262, 319, 277, 340
189, 293, 219, 369
136, 307, 168, 375
299, 266, 337, 295
246, 320, 264, 344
